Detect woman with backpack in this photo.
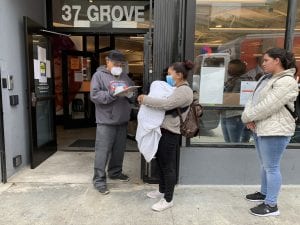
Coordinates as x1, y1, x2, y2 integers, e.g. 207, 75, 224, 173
242, 48, 298, 216
137, 60, 194, 212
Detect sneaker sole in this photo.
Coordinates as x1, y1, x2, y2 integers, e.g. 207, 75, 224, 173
100, 191, 110, 195
111, 179, 129, 182
147, 193, 164, 199
250, 210, 280, 217
245, 197, 265, 202
109, 177, 130, 182
151, 204, 174, 212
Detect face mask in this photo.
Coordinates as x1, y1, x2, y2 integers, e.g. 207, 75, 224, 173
111, 67, 122, 76
166, 75, 176, 86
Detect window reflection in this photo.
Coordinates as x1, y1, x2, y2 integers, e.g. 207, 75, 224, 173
291, 0, 300, 143
192, 0, 288, 144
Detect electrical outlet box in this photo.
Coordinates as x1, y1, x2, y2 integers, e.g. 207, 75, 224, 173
13, 155, 22, 167
9, 95, 19, 106
2, 78, 7, 88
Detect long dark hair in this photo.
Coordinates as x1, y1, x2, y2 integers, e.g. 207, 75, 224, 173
171, 60, 194, 79
265, 48, 297, 74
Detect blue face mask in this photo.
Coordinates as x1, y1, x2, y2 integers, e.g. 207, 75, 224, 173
166, 75, 176, 86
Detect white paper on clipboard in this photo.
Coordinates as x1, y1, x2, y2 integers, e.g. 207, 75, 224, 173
113, 86, 141, 96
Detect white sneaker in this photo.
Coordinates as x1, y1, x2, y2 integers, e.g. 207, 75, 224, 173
147, 190, 164, 199
151, 198, 174, 212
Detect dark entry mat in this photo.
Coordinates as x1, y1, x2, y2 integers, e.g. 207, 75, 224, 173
68, 139, 138, 152
69, 139, 95, 148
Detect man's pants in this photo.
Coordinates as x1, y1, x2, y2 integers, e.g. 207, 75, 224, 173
157, 128, 180, 202
93, 123, 128, 189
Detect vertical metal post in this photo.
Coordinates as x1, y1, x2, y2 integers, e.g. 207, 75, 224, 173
0, 65, 7, 183
177, 0, 187, 61
149, 0, 153, 84
284, 0, 297, 51
149, 0, 153, 39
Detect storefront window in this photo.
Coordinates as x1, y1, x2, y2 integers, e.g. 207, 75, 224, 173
291, 0, 300, 143
192, 0, 288, 145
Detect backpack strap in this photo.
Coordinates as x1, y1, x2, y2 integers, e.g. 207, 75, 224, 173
176, 108, 184, 124
165, 82, 189, 116
285, 105, 298, 120
253, 74, 272, 92
165, 106, 188, 116
273, 74, 298, 120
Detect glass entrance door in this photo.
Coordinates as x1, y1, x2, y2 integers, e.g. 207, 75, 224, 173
62, 51, 97, 129
24, 17, 57, 168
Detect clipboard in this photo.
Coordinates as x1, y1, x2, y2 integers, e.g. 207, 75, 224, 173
113, 86, 141, 96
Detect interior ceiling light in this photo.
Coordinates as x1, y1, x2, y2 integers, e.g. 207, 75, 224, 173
129, 36, 144, 40
89, 0, 93, 3
209, 27, 300, 32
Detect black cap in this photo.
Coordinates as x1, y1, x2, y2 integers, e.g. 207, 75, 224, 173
107, 50, 125, 62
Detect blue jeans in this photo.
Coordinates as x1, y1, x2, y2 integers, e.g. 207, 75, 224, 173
253, 134, 291, 206
221, 116, 251, 143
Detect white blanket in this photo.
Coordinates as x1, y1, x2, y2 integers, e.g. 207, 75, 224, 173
136, 81, 175, 162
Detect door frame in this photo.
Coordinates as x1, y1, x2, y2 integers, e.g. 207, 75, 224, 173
24, 16, 57, 168
0, 64, 7, 183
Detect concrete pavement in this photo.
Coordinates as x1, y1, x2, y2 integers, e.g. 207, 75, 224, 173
0, 151, 300, 225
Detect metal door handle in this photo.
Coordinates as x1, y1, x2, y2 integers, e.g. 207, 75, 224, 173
31, 92, 37, 107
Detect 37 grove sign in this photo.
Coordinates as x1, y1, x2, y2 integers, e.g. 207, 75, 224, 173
61, 4, 145, 23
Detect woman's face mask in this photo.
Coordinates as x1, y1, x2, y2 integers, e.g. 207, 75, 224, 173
111, 67, 123, 76
166, 75, 176, 86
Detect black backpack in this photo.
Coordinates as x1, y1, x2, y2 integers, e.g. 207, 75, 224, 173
285, 94, 300, 125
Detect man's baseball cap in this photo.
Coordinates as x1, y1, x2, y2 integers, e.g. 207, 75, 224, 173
107, 50, 125, 62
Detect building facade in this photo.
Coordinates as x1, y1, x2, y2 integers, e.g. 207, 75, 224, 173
0, 0, 299, 184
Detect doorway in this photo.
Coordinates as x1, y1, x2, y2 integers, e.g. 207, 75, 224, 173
54, 35, 145, 155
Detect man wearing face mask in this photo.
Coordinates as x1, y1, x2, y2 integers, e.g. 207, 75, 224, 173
90, 50, 134, 195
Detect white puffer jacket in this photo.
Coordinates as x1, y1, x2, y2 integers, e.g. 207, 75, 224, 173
242, 68, 298, 136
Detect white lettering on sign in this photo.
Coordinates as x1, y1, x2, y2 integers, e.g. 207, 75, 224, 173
87, 5, 98, 21
135, 6, 144, 22
62, 4, 145, 23
62, 5, 82, 22
111, 5, 123, 22
62, 5, 72, 21
100, 5, 111, 22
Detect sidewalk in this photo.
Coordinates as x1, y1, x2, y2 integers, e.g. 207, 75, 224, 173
0, 151, 299, 225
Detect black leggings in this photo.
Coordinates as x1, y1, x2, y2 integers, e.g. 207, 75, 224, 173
156, 128, 180, 202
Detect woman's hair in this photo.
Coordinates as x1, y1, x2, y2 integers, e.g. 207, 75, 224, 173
265, 48, 297, 73
171, 60, 194, 79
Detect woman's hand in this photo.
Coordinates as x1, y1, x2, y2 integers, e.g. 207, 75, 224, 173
137, 94, 145, 104
246, 122, 256, 132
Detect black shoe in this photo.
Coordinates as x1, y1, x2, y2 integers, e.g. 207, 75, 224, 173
98, 186, 110, 195
245, 192, 266, 202
109, 173, 130, 182
250, 203, 280, 217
